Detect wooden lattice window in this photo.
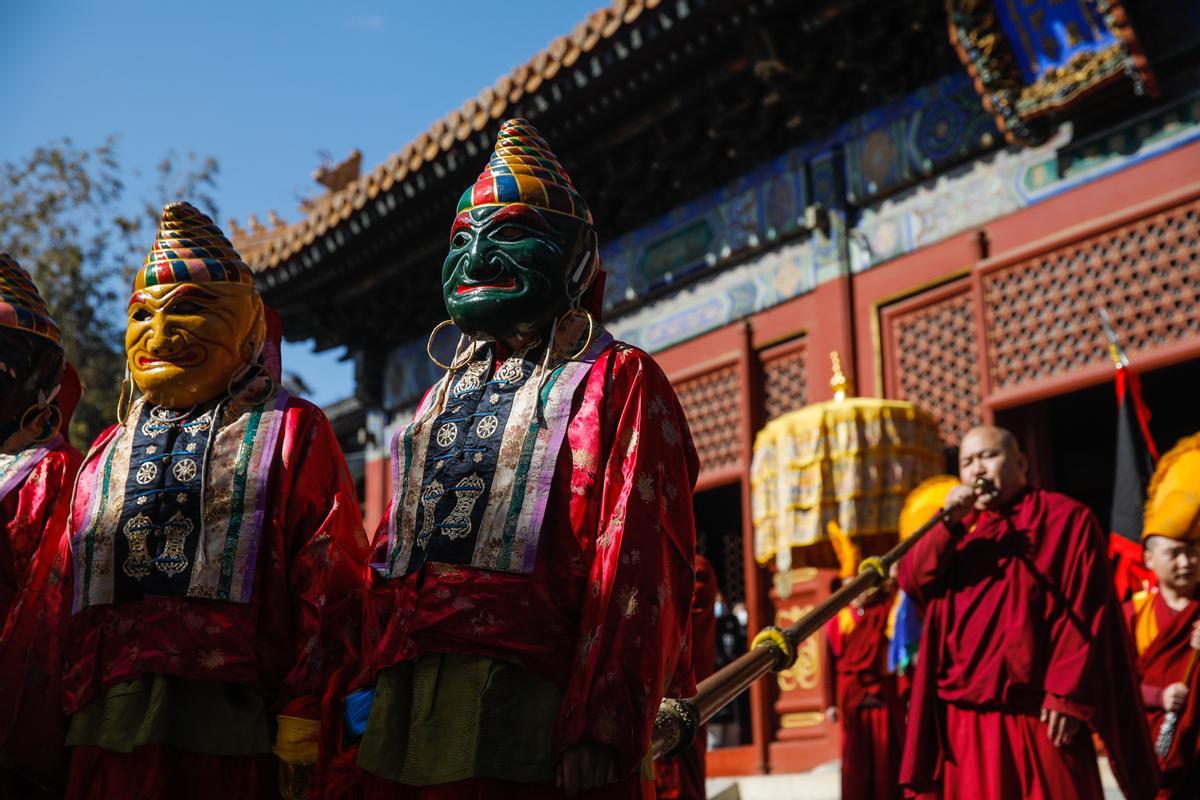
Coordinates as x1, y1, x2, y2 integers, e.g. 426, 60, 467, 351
675, 364, 742, 474
762, 341, 808, 422
884, 285, 983, 445
983, 196, 1200, 389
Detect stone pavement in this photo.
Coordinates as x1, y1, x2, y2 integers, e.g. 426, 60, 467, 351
706, 757, 1125, 799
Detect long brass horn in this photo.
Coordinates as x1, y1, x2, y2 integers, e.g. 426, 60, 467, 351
651, 477, 993, 759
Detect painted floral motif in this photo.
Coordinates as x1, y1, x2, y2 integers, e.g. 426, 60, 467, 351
617, 585, 639, 619
661, 418, 680, 446
197, 649, 228, 670
636, 472, 656, 503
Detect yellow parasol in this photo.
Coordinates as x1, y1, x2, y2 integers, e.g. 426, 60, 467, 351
751, 352, 942, 578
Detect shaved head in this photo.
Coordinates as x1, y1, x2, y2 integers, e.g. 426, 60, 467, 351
958, 425, 1028, 508
964, 425, 1021, 456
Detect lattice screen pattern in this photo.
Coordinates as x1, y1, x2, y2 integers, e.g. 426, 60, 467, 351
890, 291, 983, 445
675, 364, 743, 474
762, 344, 808, 421
983, 197, 1200, 389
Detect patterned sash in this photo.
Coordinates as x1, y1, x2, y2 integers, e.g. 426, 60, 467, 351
0, 434, 62, 504
71, 389, 288, 612
379, 328, 612, 578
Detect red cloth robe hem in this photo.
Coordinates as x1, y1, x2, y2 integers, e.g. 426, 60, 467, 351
64, 743, 276, 800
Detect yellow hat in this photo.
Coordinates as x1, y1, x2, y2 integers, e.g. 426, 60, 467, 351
1145, 433, 1200, 540
899, 475, 959, 540
1144, 490, 1200, 542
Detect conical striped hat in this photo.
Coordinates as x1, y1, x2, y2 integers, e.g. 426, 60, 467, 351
456, 119, 592, 224
135, 201, 253, 291
0, 254, 62, 347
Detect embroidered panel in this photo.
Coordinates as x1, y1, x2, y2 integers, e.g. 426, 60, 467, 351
72, 390, 288, 611
113, 404, 217, 599
0, 434, 61, 503
381, 330, 614, 578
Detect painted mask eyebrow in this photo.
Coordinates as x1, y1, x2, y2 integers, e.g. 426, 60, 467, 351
128, 284, 217, 309
483, 204, 554, 231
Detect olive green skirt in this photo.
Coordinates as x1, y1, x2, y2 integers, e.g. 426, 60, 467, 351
66, 674, 273, 756
357, 654, 562, 786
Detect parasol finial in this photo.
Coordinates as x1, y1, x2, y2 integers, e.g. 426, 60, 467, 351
830, 351, 853, 401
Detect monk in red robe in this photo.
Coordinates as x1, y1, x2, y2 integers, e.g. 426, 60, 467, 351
62, 203, 369, 799
1128, 433, 1200, 798
0, 255, 83, 797
1126, 491, 1200, 796
824, 586, 903, 800
823, 521, 903, 800
655, 553, 718, 800
338, 120, 698, 800
898, 425, 1157, 800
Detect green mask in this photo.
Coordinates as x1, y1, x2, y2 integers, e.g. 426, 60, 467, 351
442, 203, 595, 342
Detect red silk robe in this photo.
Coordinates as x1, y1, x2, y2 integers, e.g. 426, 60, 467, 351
897, 487, 1158, 800
352, 343, 699, 799
62, 397, 369, 799
0, 438, 82, 794
824, 594, 903, 800
1126, 592, 1200, 796
655, 554, 718, 800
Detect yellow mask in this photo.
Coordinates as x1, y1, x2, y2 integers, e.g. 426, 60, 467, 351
126, 282, 264, 409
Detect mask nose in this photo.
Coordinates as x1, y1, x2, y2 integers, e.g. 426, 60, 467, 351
144, 318, 181, 355
463, 248, 508, 283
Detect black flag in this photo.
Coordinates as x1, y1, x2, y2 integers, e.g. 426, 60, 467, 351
1109, 365, 1158, 600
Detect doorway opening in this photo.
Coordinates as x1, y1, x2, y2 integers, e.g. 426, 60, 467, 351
995, 356, 1200, 529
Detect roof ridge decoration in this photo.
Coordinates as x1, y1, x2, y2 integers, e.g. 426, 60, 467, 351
239, 0, 663, 274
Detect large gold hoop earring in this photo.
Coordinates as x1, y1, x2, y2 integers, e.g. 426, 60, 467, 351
21, 403, 60, 445
561, 308, 595, 361
426, 320, 477, 370
116, 371, 135, 425
226, 359, 277, 405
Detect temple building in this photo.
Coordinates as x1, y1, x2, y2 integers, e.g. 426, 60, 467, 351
238, 0, 1200, 779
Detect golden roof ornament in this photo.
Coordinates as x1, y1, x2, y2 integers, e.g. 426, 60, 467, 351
830, 351, 852, 401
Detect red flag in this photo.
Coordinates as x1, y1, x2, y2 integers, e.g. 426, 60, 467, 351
1109, 364, 1159, 600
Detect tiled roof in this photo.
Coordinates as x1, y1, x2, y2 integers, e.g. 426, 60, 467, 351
238, 0, 662, 273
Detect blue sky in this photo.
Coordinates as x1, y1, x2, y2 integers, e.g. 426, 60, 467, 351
1, 0, 603, 405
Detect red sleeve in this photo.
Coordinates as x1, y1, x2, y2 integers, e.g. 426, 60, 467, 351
555, 350, 699, 777
1040, 502, 1159, 799
277, 407, 370, 719
0, 445, 82, 785
1040, 507, 1114, 718
895, 519, 962, 609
